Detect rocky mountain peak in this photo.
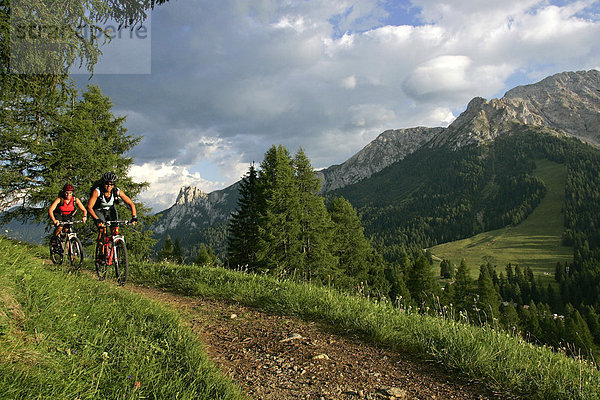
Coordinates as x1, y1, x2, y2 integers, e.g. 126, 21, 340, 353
503, 70, 600, 145
317, 126, 443, 192
175, 186, 207, 205
431, 69, 600, 148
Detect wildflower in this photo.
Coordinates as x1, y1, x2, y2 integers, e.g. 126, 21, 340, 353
102, 352, 109, 359
134, 381, 141, 390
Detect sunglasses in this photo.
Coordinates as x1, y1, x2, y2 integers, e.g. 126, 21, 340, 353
105, 182, 114, 187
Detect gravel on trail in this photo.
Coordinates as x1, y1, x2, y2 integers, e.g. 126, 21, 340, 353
126, 285, 500, 400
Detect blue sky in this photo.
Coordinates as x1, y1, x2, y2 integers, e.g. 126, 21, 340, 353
75, 0, 600, 211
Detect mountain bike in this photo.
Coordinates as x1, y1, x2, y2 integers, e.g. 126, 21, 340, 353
95, 220, 130, 285
49, 220, 85, 269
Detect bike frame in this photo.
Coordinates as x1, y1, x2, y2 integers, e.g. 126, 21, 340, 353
51, 220, 84, 266
97, 219, 130, 268
63, 222, 83, 251
104, 233, 126, 266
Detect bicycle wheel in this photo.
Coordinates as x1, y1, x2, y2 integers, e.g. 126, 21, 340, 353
113, 238, 128, 286
68, 237, 84, 269
95, 243, 108, 280
49, 236, 63, 265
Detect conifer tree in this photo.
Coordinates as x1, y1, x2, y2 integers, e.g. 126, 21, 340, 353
500, 303, 520, 331
521, 301, 542, 342
256, 145, 302, 276
565, 307, 595, 356
406, 254, 439, 307
453, 259, 474, 315
476, 264, 502, 323
328, 197, 374, 288
385, 263, 411, 306
172, 238, 183, 264
440, 259, 454, 279
158, 236, 174, 261
31, 85, 143, 212
228, 163, 261, 270
293, 148, 337, 280
195, 243, 218, 266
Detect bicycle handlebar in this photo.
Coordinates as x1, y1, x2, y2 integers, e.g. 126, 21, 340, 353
104, 220, 132, 226
58, 220, 85, 226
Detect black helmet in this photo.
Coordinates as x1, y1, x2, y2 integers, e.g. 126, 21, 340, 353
102, 172, 118, 183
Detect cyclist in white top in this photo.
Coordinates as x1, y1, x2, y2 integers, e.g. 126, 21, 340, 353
87, 172, 138, 245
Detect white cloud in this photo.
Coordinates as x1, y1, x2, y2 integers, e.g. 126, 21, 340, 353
342, 75, 357, 89
130, 162, 225, 212
430, 107, 456, 126
79, 0, 600, 208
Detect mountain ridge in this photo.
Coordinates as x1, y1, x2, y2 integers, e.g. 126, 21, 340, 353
139, 70, 600, 247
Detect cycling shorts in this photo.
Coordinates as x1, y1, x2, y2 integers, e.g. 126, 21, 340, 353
95, 207, 119, 224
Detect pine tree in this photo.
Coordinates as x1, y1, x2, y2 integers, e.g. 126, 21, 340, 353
500, 303, 520, 332
565, 307, 595, 356
158, 236, 174, 261
256, 145, 302, 276
228, 163, 261, 270
406, 254, 439, 308
385, 263, 411, 306
453, 259, 474, 315
476, 264, 502, 324
328, 197, 375, 289
172, 238, 183, 264
440, 259, 454, 279
195, 243, 218, 266
293, 148, 337, 281
521, 301, 542, 342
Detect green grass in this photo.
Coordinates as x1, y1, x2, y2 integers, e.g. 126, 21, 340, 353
127, 260, 600, 400
4, 236, 600, 399
0, 237, 244, 400
430, 159, 573, 277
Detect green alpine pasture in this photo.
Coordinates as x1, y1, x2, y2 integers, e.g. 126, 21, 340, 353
430, 159, 573, 277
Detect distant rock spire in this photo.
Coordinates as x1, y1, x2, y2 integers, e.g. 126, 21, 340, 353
175, 186, 206, 205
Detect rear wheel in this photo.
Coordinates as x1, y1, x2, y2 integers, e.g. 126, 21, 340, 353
68, 237, 84, 269
113, 239, 128, 286
95, 243, 107, 280
49, 236, 63, 265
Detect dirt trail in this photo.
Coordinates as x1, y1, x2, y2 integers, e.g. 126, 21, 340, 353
125, 284, 499, 400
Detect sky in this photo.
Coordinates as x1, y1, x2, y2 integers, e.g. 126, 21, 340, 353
73, 0, 600, 212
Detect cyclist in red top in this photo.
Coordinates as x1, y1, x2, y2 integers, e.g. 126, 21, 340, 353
48, 183, 88, 237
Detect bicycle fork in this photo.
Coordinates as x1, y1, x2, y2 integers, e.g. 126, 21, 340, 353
105, 235, 125, 266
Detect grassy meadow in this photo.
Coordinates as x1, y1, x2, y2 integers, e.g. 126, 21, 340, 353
126, 258, 600, 399
3, 229, 600, 399
0, 237, 244, 400
430, 159, 573, 278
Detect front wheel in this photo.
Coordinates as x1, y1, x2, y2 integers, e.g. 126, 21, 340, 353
113, 239, 128, 286
49, 236, 63, 265
95, 243, 108, 280
68, 237, 84, 269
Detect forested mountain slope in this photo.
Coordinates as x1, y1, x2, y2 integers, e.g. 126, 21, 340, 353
151, 70, 599, 260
